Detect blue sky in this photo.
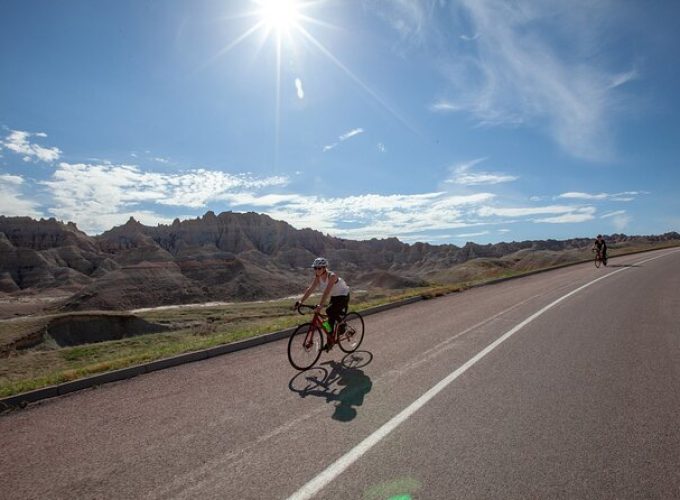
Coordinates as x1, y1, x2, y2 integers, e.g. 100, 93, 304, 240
1, 0, 679, 244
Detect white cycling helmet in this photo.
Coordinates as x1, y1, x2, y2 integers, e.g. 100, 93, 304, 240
311, 257, 328, 268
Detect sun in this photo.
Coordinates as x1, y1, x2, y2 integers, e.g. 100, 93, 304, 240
256, 0, 301, 33
211, 1, 409, 168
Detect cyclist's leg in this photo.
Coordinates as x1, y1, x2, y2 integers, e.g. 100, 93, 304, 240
339, 293, 350, 334
326, 295, 350, 334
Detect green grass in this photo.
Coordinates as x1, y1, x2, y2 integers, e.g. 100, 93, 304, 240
0, 292, 381, 397
0, 286, 468, 397
1, 241, 678, 399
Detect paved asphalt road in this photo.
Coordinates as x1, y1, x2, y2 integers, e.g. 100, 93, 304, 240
2, 248, 679, 499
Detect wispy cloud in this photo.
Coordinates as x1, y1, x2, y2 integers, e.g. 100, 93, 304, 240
609, 69, 638, 89
215, 192, 308, 207
420, 1, 639, 161
377, 142, 386, 153
559, 192, 609, 200
429, 100, 462, 113
479, 204, 596, 224
601, 210, 626, 219
265, 191, 495, 239
1, 130, 61, 163
455, 230, 490, 238
601, 209, 631, 230
446, 158, 518, 185
339, 128, 364, 141
323, 127, 364, 152
534, 208, 596, 224
367, 0, 434, 45
0, 174, 43, 217
558, 191, 643, 201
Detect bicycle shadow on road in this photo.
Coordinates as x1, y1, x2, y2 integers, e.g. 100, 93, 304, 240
607, 263, 640, 268
288, 351, 374, 422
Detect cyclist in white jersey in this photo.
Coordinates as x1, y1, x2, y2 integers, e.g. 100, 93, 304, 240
294, 257, 350, 335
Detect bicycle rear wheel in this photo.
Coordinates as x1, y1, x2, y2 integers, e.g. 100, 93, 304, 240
288, 323, 323, 370
338, 312, 365, 353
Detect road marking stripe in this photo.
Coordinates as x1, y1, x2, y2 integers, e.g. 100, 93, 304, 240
287, 249, 680, 500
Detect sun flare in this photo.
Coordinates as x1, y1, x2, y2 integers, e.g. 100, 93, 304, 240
211, 1, 405, 168
257, 0, 301, 32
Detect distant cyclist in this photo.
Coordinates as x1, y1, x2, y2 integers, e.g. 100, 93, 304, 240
293, 257, 350, 340
593, 234, 608, 266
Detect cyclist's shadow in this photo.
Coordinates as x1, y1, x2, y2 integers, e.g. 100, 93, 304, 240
289, 351, 373, 422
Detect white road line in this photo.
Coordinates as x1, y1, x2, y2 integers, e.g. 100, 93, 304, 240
286, 249, 680, 500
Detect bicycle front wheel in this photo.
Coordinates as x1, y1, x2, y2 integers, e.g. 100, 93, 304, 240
594, 256, 601, 268
288, 323, 323, 370
338, 312, 365, 353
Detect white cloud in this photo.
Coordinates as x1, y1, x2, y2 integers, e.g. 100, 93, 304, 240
377, 142, 386, 153
238, 189, 602, 239
216, 192, 308, 207
265, 191, 495, 239
1, 130, 62, 163
323, 128, 364, 152
0, 174, 43, 218
455, 230, 490, 238
431, 0, 637, 161
478, 205, 576, 217
40, 162, 289, 233
0, 174, 23, 186
429, 100, 462, 113
295, 78, 305, 99
339, 128, 364, 141
446, 158, 518, 185
534, 206, 596, 223
559, 192, 609, 200
601, 210, 631, 230
479, 204, 596, 224
601, 210, 626, 219
609, 69, 638, 89
558, 191, 641, 201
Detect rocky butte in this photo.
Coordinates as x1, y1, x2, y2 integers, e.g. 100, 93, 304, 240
0, 213, 678, 314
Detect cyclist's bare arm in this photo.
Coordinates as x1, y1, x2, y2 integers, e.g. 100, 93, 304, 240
294, 276, 320, 310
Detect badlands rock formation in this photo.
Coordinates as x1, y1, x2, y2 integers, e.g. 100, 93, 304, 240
1, 213, 677, 313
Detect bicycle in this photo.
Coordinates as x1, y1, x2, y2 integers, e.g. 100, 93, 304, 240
287, 303, 365, 371
592, 247, 607, 268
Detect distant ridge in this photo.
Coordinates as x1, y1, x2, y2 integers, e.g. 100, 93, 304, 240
1, 213, 678, 313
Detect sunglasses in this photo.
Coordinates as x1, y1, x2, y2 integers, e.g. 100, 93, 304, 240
313, 267, 325, 270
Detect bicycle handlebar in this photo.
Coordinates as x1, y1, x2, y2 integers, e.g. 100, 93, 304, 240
295, 303, 326, 316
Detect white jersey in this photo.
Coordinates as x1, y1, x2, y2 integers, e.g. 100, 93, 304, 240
318, 271, 350, 297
